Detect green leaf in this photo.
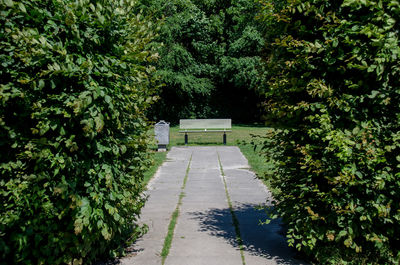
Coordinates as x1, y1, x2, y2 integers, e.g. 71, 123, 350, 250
101, 227, 110, 240
338, 230, 347, 238
4, 0, 13, 7
38, 79, 45, 89
120, 145, 127, 154
18, 2, 26, 12
98, 15, 105, 24
369, 90, 379, 98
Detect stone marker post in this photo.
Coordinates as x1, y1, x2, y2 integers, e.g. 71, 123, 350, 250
154, 120, 170, 152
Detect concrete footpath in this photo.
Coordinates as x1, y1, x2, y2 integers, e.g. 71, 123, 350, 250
120, 146, 306, 265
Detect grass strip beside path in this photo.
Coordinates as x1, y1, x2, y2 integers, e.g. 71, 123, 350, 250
160, 154, 192, 264
237, 143, 279, 196
143, 151, 167, 185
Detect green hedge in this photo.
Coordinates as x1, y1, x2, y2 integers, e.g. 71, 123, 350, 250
258, 0, 399, 264
0, 0, 158, 263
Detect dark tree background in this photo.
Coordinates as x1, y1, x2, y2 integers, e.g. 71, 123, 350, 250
138, 0, 265, 124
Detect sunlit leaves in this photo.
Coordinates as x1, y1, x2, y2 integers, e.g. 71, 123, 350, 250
0, 0, 157, 263
258, 0, 399, 264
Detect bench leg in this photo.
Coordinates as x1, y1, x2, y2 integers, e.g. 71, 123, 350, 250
185, 133, 188, 145
223, 132, 226, 145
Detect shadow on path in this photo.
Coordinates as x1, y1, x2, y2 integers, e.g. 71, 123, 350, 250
188, 204, 305, 265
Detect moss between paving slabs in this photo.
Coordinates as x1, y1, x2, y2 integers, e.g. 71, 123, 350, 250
160, 154, 192, 265
218, 153, 246, 265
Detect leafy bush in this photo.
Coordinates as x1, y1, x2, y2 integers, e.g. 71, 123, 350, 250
258, 0, 400, 264
0, 0, 158, 263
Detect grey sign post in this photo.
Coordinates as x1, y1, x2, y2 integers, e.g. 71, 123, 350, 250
154, 120, 170, 152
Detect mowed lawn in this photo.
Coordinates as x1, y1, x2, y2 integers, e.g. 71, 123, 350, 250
167, 124, 269, 146
145, 124, 276, 193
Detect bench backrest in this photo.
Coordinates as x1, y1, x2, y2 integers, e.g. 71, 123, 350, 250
180, 119, 231, 130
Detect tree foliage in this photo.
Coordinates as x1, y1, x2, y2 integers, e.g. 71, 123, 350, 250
0, 0, 158, 263
258, 0, 400, 263
140, 0, 265, 123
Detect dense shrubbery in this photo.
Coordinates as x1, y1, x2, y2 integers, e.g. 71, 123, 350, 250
0, 0, 158, 263
258, 0, 400, 264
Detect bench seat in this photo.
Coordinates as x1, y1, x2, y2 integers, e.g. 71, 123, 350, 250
179, 119, 231, 144
179, 129, 232, 133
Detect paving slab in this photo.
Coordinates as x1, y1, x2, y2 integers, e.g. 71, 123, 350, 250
216, 146, 249, 170
189, 146, 220, 170
119, 147, 192, 265
166, 147, 242, 265
119, 146, 307, 265
220, 174, 305, 263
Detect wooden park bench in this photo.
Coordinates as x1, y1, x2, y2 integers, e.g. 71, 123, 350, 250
179, 119, 232, 145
